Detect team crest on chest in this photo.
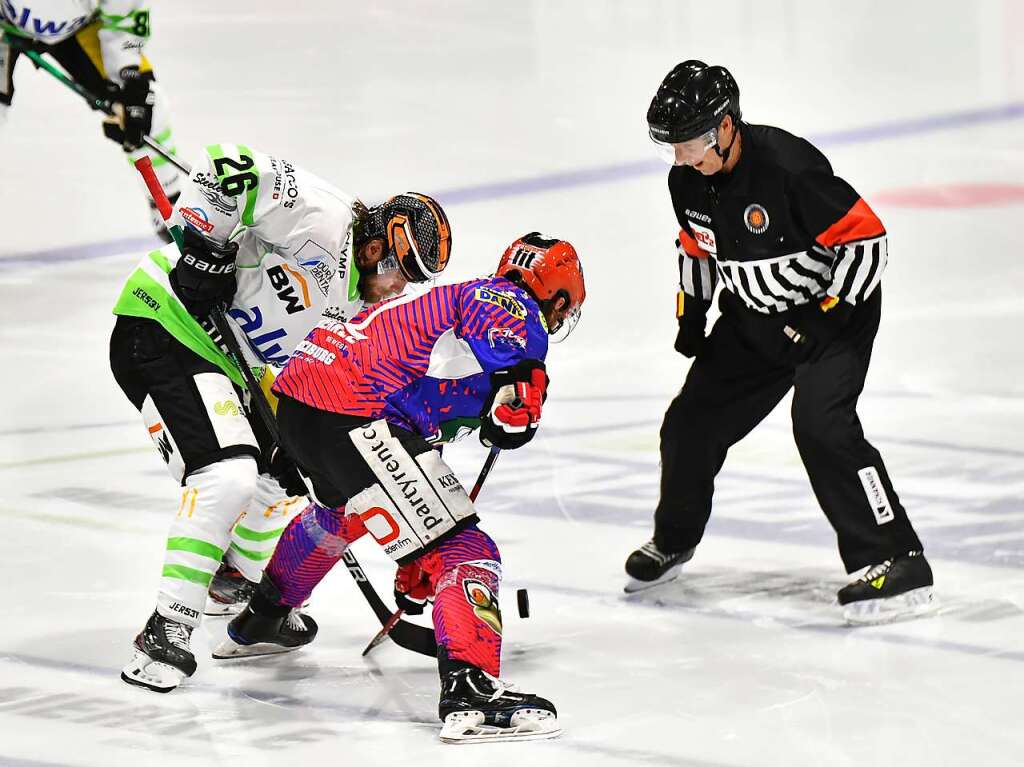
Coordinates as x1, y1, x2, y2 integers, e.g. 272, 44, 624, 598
744, 204, 770, 234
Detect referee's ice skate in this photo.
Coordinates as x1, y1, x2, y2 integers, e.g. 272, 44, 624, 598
839, 551, 936, 624
624, 540, 695, 593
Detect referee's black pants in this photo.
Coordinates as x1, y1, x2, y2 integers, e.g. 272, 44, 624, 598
654, 289, 923, 573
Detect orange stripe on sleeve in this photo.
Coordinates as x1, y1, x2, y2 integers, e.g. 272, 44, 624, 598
815, 198, 885, 249
678, 228, 710, 259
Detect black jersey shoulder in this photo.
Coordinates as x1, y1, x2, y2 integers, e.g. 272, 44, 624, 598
745, 123, 832, 177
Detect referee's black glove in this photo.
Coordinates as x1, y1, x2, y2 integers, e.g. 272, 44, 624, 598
782, 297, 854, 364
674, 293, 709, 358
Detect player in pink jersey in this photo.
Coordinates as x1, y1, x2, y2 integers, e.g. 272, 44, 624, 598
217, 233, 586, 744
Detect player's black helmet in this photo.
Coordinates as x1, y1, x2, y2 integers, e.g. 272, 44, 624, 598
356, 193, 452, 282
647, 60, 741, 143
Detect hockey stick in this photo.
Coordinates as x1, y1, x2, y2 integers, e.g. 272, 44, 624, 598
134, 157, 281, 449
1, 27, 189, 174
136, 154, 475, 660
361, 446, 501, 657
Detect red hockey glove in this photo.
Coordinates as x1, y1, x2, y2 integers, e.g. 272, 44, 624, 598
394, 561, 433, 615
479, 360, 548, 450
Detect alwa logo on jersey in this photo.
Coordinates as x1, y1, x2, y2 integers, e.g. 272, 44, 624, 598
2, 1, 91, 39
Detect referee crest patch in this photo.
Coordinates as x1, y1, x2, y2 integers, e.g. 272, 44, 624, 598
744, 204, 770, 234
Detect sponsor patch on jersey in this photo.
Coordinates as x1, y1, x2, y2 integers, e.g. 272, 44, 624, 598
267, 264, 312, 314
474, 287, 526, 320
744, 203, 770, 234
487, 326, 526, 350
688, 221, 718, 254
179, 207, 214, 233
858, 466, 895, 525
686, 208, 712, 224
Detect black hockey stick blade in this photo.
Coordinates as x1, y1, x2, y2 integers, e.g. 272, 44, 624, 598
361, 447, 501, 656
342, 549, 436, 657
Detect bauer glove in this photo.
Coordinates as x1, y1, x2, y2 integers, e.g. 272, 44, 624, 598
674, 292, 709, 359
782, 296, 854, 364
169, 226, 239, 319
394, 561, 433, 616
101, 66, 154, 151
479, 360, 548, 450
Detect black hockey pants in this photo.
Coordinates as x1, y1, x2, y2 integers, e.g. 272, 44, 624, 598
653, 289, 923, 572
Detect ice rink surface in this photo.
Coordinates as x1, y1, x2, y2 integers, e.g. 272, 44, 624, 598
2, 1, 1024, 765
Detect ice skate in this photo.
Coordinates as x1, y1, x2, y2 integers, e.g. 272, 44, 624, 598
213, 606, 317, 659
204, 564, 256, 616
121, 610, 197, 693
839, 551, 936, 625
438, 667, 561, 744
213, 574, 317, 658
623, 539, 694, 593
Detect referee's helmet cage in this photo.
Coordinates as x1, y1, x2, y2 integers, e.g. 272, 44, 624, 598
647, 60, 742, 145
361, 193, 452, 282
496, 232, 586, 340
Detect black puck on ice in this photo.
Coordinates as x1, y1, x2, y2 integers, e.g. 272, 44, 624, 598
516, 588, 530, 618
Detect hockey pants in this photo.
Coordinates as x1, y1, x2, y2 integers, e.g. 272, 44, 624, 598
654, 289, 924, 572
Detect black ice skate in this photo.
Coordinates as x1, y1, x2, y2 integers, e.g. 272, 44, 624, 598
121, 610, 197, 693
212, 574, 317, 659
438, 667, 561, 744
838, 551, 935, 624
204, 564, 256, 616
623, 539, 695, 593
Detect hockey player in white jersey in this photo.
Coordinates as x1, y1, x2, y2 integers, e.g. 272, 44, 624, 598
0, 1, 183, 238
110, 141, 452, 692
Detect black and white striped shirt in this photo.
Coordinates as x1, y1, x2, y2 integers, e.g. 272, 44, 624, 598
669, 122, 888, 315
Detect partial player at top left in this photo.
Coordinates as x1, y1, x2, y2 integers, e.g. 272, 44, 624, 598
1, 1, 183, 240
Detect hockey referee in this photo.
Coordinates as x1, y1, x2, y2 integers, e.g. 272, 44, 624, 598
624, 60, 934, 623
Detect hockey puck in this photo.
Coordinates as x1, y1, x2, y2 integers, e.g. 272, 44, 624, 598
516, 588, 530, 618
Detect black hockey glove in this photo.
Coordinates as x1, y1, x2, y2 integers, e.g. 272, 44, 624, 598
268, 445, 308, 499
479, 360, 548, 451
782, 297, 854, 364
674, 293, 710, 359
101, 66, 154, 151
168, 226, 239, 319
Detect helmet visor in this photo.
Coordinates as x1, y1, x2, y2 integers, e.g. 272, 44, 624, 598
651, 127, 717, 167
549, 305, 582, 343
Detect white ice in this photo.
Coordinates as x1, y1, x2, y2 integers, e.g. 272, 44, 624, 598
2, 2, 1024, 765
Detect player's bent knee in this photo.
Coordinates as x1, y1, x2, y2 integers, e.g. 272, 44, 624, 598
184, 456, 259, 525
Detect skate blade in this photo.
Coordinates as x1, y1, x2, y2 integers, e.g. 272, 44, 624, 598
842, 586, 938, 625
211, 638, 303, 660
120, 651, 186, 693
206, 598, 308, 617
440, 710, 561, 745
623, 564, 683, 594
204, 599, 246, 617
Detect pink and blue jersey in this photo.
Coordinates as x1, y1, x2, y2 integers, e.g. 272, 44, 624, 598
273, 276, 549, 440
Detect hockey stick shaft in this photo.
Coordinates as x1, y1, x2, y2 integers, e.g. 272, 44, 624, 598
133, 150, 432, 657
133, 157, 279, 447
4, 30, 190, 175
361, 446, 501, 656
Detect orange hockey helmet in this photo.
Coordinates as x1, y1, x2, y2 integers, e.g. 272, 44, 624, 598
496, 232, 586, 338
